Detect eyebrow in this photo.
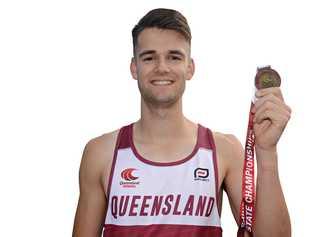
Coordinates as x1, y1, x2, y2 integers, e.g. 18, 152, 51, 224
168, 50, 185, 57
138, 50, 185, 58
138, 50, 155, 58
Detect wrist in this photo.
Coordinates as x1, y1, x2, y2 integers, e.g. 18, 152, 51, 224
256, 147, 279, 172
255, 145, 277, 155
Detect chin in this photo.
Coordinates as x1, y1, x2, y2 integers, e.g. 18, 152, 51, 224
149, 96, 181, 107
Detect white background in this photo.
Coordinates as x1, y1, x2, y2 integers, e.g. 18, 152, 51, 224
0, 0, 315, 236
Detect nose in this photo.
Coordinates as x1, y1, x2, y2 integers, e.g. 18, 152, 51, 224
155, 58, 170, 74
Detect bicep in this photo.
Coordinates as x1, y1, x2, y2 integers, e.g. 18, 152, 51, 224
222, 135, 244, 224
222, 135, 252, 237
73, 140, 107, 237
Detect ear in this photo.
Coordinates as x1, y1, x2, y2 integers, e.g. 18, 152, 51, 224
186, 58, 195, 81
130, 57, 138, 80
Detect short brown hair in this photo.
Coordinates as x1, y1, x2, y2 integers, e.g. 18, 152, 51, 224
132, 8, 191, 56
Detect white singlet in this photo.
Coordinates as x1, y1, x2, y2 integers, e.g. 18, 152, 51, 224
103, 123, 222, 237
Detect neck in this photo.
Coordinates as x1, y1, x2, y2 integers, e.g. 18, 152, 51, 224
134, 98, 196, 143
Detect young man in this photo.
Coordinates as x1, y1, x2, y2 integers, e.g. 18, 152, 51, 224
73, 8, 291, 237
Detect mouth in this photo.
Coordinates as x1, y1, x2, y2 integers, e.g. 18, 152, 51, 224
150, 80, 174, 86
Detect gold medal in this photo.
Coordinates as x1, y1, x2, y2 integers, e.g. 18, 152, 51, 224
255, 66, 281, 89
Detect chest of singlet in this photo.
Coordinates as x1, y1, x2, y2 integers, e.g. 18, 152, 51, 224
103, 123, 222, 237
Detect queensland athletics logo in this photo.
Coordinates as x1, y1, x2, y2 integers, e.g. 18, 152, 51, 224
121, 168, 138, 181
194, 168, 210, 181
120, 168, 140, 188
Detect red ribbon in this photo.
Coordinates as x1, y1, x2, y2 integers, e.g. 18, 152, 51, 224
238, 102, 256, 237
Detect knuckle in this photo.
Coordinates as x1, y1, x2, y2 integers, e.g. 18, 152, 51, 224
274, 88, 283, 99
282, 112, 291, 123
263, 100, 272, 109
268, 93, 275, 99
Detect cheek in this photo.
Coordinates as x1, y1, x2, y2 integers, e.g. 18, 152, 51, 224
176, 67, 189, 79
173, 63, 188, 74
137, 64, 152, 77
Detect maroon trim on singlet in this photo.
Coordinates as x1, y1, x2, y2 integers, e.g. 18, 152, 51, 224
103, 224, 222, 237
198, 124, 213, 150
117, 124, 132, 149
129, 122, 201, 166
206, 128, 221, 217
105, 126, 126, 200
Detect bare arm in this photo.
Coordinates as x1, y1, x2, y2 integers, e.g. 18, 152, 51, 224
223, 135, 291, 237
72, 139, 107, 237
223, 87, 291, 237
254, 148, 291, 237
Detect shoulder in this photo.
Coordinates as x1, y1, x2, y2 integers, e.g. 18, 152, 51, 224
84, 129, 120, 159
212, 131, 244, 175
212, 132, 242, 152
79, 128, 121, 188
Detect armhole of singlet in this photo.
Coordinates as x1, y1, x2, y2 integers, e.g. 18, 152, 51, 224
103, 127, 126, 230
207, 128, 221, 218
105, 127, 124, 202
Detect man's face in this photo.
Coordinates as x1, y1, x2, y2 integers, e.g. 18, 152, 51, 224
131, 28, 194, 108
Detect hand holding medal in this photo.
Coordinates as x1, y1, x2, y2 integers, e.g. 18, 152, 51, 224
252, 66, 291, 153
238, 66, 291, 237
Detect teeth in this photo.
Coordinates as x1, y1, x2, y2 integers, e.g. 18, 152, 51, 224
152, 80, 173, 85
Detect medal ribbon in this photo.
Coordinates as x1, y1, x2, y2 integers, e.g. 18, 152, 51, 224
237, 66, 281, 237
238, 101, 256, 237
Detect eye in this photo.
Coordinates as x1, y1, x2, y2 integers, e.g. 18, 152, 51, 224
143, 57, 153, 61
170, 55, 181, 60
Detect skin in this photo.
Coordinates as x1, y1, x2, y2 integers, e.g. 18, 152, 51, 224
73, 27, 291, 237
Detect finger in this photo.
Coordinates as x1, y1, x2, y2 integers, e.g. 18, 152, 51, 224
255, 111, 290, 130
254, 103, 291, 126
254, 94, 291, 114
254, 100, 291, 121
253, 119, 271, 134
254, 93, 284, 110
255, 87, 284, 101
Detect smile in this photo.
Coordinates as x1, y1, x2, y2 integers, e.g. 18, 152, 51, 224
151, 80, 174, 85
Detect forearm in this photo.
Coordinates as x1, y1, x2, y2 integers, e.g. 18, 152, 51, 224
253, 148, 291, 237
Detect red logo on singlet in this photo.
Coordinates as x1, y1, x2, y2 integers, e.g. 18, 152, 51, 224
121, 168, 138, 181
120, 168, 140, 188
